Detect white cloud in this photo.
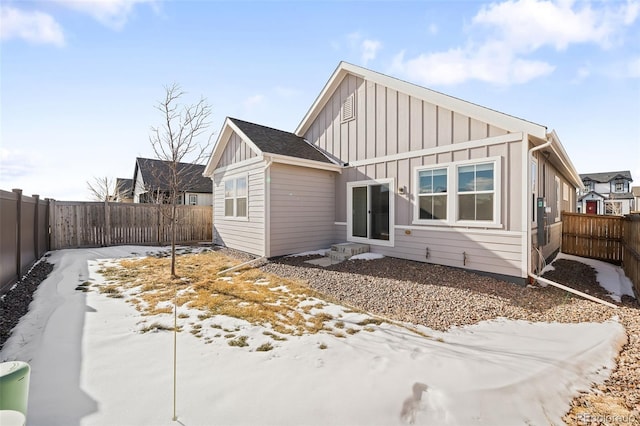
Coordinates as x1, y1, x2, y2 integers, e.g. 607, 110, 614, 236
391, 0, 640, 86
52, 0, 158, 30
428, 23, 438, 35
243, 94, 264, 109
0, 6, 65, 46
346, 32, 382, 66
628, 57, 640, 78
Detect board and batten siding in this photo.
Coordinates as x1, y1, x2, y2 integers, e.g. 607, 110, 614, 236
218, 133, 258, 169
268, 163, 336, 257
213, 162, 265, 256
303, 74, 509, 164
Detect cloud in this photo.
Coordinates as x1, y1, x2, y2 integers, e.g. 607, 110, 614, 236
243, 94, 264, 109
628, 57, 640, 78
347, 32, 382, 65
0, 148, 40, 180
0, 6, 65, 46
391, 0, 640, 86
52, 0, 159, 30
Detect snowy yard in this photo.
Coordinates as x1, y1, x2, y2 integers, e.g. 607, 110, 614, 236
0, 246, 631, 425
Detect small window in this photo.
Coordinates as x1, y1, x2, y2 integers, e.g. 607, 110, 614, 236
614, 182, 624, 192
563, 183, 569, 201
555, 176, 561, 222
189, 194, 198, 205
457, 162, 495, 221
224, 176, 248, 218
417, 168, 447, 220
341, 93, 355, 122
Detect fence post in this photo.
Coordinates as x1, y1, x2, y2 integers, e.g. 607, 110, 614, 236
104, 201, 111, 247
12, 189, 22, 277
49, 199, 56, 250
33, 194, 40, 259
45, 198, 51, 251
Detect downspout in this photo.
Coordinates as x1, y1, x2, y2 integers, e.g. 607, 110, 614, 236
264, 157, 274, 258
526, 137, 617, 309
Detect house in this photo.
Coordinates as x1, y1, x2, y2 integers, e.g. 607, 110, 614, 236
114, 178, 134, 203
203, 62, 582, 282
633, 186, 640, 213
132, 157, 212, 205
577, 171, 634, 215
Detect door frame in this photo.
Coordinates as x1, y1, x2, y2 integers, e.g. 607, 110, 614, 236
346, 178, 395, 247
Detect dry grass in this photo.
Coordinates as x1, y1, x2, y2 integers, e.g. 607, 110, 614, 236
97, 251, 338, 336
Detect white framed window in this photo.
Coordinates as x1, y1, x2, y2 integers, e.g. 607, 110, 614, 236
189, 194, 198, 205
414, 167, 448, 222
614, 182, 624, 192
456, 161, 497, 223
563, 182, 569, 201
224, 175, 248, 218
411, 157, 501, 228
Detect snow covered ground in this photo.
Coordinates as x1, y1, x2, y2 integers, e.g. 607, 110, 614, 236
0, 247, 629, 426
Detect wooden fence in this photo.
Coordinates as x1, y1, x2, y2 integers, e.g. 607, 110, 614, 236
562, 211, 640, 297
561, 212, 624, 264
1, 190, 213, 293
622, 214, 640, 297
0, 189, 50, 294
50, 201, 212, 249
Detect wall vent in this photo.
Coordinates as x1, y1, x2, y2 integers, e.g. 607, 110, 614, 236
341, 93, 355, 122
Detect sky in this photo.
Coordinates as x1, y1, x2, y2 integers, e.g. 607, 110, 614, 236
1, 0, 639, 201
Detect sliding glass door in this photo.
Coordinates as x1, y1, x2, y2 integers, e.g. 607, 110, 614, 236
349, 180, 393, 244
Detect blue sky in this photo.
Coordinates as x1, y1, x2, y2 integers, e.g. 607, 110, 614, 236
1, 0, 639, 200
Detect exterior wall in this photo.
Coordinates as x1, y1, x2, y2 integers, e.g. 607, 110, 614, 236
185, 192, 213, 206
303, 74, 509, 164
218, 133, 258, 168
212, 161, 266, 256
268, 164, 337, 257
133, 170, 146, 203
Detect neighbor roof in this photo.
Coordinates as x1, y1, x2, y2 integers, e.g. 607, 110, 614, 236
135, 158, 211, 193
633, 186, 640, 197
115, 178, 133, 196
228, 118, 333, 164
580, 171, 633, 183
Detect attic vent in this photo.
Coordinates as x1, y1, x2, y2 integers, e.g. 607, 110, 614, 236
341, 93, 355, 122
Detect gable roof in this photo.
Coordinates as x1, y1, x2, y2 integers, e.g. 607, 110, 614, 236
578, 191, 606, 201
229, 118, 333, 164
134, 157, 211, 193
204, 117, 339, 176
115, 178, 133, 197
295, 61, 548, 138
580, 171, 633, 183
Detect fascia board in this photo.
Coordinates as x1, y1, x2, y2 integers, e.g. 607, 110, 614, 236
295, 61, 548, 139
203, 118, 263, 177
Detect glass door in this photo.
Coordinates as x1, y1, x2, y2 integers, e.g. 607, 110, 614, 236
351, 183, 390, 241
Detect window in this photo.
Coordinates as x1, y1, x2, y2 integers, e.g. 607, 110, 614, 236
614, 181, 625, 192
555, 176, 561, 222
189, 194, 198, 205
417, 168, 447, 220
224, 176, 247, 218
605, 201, 622, 215
457, 162, 495, 221
563, 183, 569, 201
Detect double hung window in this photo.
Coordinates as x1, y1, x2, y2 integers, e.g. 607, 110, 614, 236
224, 176, 247, 218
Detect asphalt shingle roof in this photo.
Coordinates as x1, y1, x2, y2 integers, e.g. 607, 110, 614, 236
580, 171, 633, 183
229, 118, 333, 164
136, 158, 211, 193
115, 178, 133, 196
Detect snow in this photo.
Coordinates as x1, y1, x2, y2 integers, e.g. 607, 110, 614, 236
0, 247, 628, 426
350, 253, 385, 260
287, 248, 330, 257
543, 252, 636, 302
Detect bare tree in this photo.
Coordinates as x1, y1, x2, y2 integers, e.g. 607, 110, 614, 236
148, 83, 213, 423
149, 83, 213, 277
87, 176, 122, 201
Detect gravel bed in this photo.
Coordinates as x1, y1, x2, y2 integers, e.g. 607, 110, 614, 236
261, 254, 640, 424
0, 259, 54, 351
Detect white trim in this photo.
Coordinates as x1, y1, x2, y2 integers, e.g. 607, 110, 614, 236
295, 62, 547, 138
347, 178, 395, 248
222, 172, 249, 221
554, 175, 561, 222
212, 156, 264, 175
413, 165, 449, 225
395, 225, 521, 237
204, 117, 263, 177
453, 157, 502, 226
531, 154, 538, 225
264, 159, 273, 258
265, 153, 343, 173
348, 132, 522, 168
521, 134, 531, 279
334, 222, 347, 226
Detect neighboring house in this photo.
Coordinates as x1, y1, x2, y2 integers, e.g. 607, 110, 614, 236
132, 157, 212, 205
633, 186, 640, 213
203, 62, 582, 282
577, 171, 634, 215
114, 178, 134, 203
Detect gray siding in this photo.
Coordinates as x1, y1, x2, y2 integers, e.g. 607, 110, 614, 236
373, 228, 523, 278
269, 164, 337, 257
303, 75, 509, 164
213, 162, 265, 256
218, 133, 258, 168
